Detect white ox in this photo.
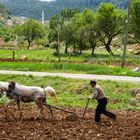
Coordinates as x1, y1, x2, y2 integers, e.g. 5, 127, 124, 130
4, 81, 57, 118
0, 81, 9, 98
0, 81, 9, 96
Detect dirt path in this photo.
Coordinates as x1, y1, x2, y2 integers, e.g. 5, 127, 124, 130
0, 70, 140, 83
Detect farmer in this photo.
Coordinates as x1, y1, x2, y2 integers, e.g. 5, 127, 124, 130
89, 80, 116, 123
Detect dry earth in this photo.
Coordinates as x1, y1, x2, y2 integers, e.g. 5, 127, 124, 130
0, 105, 139, 140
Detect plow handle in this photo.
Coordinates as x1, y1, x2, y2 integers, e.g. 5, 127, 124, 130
82, 98, 90, 118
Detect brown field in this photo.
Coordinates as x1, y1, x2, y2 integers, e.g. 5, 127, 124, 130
0, 105, 139, 140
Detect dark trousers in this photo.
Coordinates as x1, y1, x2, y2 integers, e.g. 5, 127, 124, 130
95, 98, 115, 122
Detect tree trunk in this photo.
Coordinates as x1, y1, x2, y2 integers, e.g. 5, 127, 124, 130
105, 44, 113, 55
105, 38, 113, 55
73, 43, 76, 53
91, 45, 95, 56
65, 43, 68, 54
12, 51, 15, 61
55, 47, 57, 52
57, 46, 60, 62
27, 40, 31, 50
57, 29, 60, 62
80, 47, 83, 54
80, 41, 83, 54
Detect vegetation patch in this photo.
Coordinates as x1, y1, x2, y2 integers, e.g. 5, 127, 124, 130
0, 74, 140, 110
0, 61, 140, 77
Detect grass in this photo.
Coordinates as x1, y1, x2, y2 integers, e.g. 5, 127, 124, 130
0, 48, 140, 77
0, 74, 140, 110
0, 48, 140, 65
0, 61, 140, 77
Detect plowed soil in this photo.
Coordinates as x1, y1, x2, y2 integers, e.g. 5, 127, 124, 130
0, 105, 139, 140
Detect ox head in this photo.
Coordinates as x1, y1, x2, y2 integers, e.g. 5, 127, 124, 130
7, 81, 16, 94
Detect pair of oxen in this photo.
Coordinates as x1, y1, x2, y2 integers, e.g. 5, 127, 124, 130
0, 81, 76, 119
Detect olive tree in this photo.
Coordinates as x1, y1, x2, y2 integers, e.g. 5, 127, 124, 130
130, 0, 140, 43
95, 3, 126, 55
15, 19, 45, 49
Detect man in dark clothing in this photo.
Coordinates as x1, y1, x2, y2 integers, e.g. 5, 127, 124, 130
89, 80, 116, 123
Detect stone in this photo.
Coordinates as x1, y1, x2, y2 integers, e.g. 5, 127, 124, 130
132, 67, 140, 72
136, 94, 140, 100
130, 89, 140, 96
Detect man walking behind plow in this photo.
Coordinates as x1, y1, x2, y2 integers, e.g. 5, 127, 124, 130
89, 80, 116, 123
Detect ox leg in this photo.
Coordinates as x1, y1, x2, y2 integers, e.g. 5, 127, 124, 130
42, 103, 54, 118
35, 102, 44, 119
4, 99, 15, 119
46, 104, 54, 118
16, 100, 22, 119
48, 105, 54, 118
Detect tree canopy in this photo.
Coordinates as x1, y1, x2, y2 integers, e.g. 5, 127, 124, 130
130, 0, 140, 43
95, 3, 126, 54
0, 2, 9, 17
15, 19, 45, 49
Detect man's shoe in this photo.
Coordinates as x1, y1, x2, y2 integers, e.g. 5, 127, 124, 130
96, 122, 101, 125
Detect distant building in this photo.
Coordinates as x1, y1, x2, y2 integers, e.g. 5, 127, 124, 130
6, 19, 13, 26
15, 16, 26, 25
5, 16, 26, 26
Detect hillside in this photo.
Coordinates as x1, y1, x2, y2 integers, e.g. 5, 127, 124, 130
0, 2, 10, 26
0, 0, 128, 20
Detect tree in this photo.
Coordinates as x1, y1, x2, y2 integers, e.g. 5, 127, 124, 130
49, 15, 62, 31
60, 8, 80, 22
60, 8, 80, 54
86, 26, 98, 56
0, 2, 9, 17
82, 9, 98, 55
70, 9, 98, 54
15, 19, 45, 49
49, 15, 62, 61
95, 3, 126, 54
0, 24, 16, 43
49, 9, 79, 55
70, 13, 86, 54
61, 22, 75, 54
130, 0, 140, 43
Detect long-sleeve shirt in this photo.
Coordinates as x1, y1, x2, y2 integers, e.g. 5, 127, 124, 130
91, 85, 107, 100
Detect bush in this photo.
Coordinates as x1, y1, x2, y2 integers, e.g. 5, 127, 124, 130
4, 35, 11, 42
49, 41, 58, 50
35, 38, 49, 48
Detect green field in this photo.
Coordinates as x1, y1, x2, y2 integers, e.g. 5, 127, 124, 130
0, 49, 140, 77
0, 74, 140, 110
0, 48, 140, 65
0, 61, 140, 77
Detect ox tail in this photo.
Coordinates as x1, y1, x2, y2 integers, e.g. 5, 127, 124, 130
44, 86, 57, 102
